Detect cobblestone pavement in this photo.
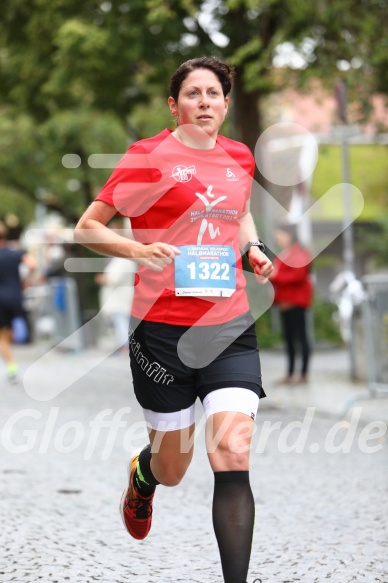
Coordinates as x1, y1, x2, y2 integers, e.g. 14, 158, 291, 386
1, 344, 387, 583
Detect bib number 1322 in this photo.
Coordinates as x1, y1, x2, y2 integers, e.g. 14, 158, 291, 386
174, 245, 236, 297
187, 261, 230, 281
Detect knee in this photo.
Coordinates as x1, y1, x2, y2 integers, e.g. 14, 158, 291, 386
217, 446, 250, 471
157, 467, 185, 487
151, 459, 189, 487
206, 415, 254, 471
210, 435, 251, 471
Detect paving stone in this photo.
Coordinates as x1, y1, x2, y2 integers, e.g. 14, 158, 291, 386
1, 343, 387, 582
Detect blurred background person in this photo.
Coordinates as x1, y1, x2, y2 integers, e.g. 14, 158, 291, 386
95, 219, 135, 355
269, 223, 313, 384
0, 221, 37, 383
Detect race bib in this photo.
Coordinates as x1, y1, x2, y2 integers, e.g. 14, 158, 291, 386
175, 245, 236, 297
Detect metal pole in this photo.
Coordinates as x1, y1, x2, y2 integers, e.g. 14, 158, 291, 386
341, 144, 355, 275
336, 79, 357, 378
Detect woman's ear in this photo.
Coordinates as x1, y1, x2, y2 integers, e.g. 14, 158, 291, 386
168, 96, 178, 116
224, 96, 229, 116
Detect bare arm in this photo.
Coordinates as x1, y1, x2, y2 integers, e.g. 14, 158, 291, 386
239, 205, 273, 282
74, 201, 180, 272
22, 252, 37, 271
238, 207, 260, 252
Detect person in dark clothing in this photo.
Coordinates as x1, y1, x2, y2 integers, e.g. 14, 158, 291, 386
0, 222, 36, 382
269, 224, 313, 384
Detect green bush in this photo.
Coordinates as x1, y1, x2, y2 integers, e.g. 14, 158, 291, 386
255, 309, 282, 348
254, 297, 343, 349
312, 296, 343, 346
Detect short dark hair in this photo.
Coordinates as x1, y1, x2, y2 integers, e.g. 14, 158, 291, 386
169, 56, 236, 101
276, 223, 298, 244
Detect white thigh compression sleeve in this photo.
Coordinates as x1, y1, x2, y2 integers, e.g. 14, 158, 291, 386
202, 388, 260, 421
142, 404, 196, 431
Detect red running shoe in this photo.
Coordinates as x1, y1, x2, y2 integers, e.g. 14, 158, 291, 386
120, 451, 154, 540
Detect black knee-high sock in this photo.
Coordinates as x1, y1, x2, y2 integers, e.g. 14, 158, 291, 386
213, 471, 255, 583
134, 444, 159, 496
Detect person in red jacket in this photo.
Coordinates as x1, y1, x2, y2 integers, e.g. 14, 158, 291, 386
269, 224, 313, 384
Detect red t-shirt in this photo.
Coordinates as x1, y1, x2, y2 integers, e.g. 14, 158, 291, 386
271, 243, 313, 309
95, 128, 255, 325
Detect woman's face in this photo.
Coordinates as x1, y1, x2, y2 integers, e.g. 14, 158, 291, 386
168, 68, 228, 139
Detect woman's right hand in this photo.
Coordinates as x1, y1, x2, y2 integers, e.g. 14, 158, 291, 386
136, 242, 181, 271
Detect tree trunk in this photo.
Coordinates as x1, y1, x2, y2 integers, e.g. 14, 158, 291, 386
231, 73, 288, 248
232, 72, 262, 154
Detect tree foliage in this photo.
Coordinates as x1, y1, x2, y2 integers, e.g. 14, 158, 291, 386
0, 109, 128, 225
358, 216, 388, 268
1, 0, 387, 224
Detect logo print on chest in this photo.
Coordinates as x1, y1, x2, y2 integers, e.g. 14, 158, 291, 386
171, 165, 196, 182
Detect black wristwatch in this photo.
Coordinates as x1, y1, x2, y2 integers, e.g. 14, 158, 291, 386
243, 240, 265, 255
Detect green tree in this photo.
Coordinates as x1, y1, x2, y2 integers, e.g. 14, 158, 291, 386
144, 0, 388, 149
2, 0, 388, 144
0, 0, 188, 123
1, 0, 388, 224
0, 0, 188, 223
0, 109, 128, 224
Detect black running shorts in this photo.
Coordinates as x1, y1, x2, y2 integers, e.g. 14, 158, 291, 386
129, 311, 265, 414
0, 303, 24, 329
